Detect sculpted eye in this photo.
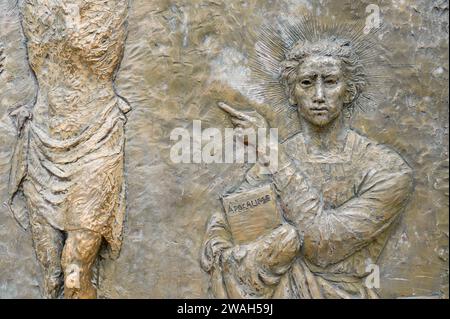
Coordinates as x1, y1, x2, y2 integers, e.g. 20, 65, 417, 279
300, 79, 313, 86
325, 77, 338, 85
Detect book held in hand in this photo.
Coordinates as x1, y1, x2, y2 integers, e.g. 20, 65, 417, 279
221, 183, 282, 245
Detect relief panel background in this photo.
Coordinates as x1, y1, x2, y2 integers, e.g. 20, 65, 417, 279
0, 0, 448, 298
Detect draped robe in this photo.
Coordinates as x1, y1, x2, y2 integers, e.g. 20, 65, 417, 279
7, 0, 130, 259
201, 129, 413, 298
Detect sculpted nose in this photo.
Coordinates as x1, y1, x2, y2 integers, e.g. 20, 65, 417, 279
313, 80, 325, 104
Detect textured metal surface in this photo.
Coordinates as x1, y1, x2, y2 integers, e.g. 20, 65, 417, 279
0, 0, 448, 298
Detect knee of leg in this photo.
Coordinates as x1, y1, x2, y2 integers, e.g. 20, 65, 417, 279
75, 231, 102, 259
64, 263, 81, 289
63, 230, 102, 262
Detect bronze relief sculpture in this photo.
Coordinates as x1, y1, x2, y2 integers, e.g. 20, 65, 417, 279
201, 19, 414, 299
0, 0, 446, 300
7, 0, 130, 299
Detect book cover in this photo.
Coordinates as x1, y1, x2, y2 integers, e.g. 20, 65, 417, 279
221, 183, 282, 245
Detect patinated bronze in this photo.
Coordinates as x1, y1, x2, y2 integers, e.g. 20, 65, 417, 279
201, 25, 414, 299
0, 0, 447, 299
7, 0, 130, 299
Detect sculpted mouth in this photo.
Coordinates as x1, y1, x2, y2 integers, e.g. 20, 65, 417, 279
310, 107, 328, 113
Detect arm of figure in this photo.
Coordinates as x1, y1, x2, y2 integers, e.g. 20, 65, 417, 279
273, 147, 413, 268
201, 211, 300, 298
201, 212, 234, 273
201, 160, 302, 298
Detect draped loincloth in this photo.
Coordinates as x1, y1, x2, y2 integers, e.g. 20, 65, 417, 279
7, 97, 129, 259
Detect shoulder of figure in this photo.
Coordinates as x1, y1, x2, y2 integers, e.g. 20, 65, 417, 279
350, 129, 412, 174
279, 131, 304, 156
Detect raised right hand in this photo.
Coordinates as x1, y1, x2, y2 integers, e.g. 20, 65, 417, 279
218, 102, 268, 149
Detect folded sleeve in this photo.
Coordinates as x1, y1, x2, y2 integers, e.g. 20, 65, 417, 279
200, 212, 233, 272
273, 147, 413, 268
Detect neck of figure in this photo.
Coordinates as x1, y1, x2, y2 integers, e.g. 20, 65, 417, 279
300, 114, 349, 154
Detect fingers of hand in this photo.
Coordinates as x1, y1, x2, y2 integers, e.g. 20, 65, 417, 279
9, 108, 31, 130
218, 102, 251, 121
9, 111, 20, 128
231, 118, 251, 128
9, 108, 19, 117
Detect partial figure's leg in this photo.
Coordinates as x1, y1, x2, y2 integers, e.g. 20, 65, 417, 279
29, 213, 65, 299
61, 230, 102, 299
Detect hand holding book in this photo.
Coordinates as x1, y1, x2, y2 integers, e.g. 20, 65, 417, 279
222, 183, 281, 245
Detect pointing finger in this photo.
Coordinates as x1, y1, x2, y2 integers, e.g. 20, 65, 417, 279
217, 102, 251, 121
231, 118, 251, 128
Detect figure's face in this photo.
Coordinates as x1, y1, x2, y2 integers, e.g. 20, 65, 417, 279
292, 55, 348, 127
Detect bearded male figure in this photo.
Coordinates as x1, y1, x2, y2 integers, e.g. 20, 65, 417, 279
7, 0, 130, 299
201, 24, 414, 298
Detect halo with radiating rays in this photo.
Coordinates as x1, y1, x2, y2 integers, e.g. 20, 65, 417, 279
244, 15, 389, 140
